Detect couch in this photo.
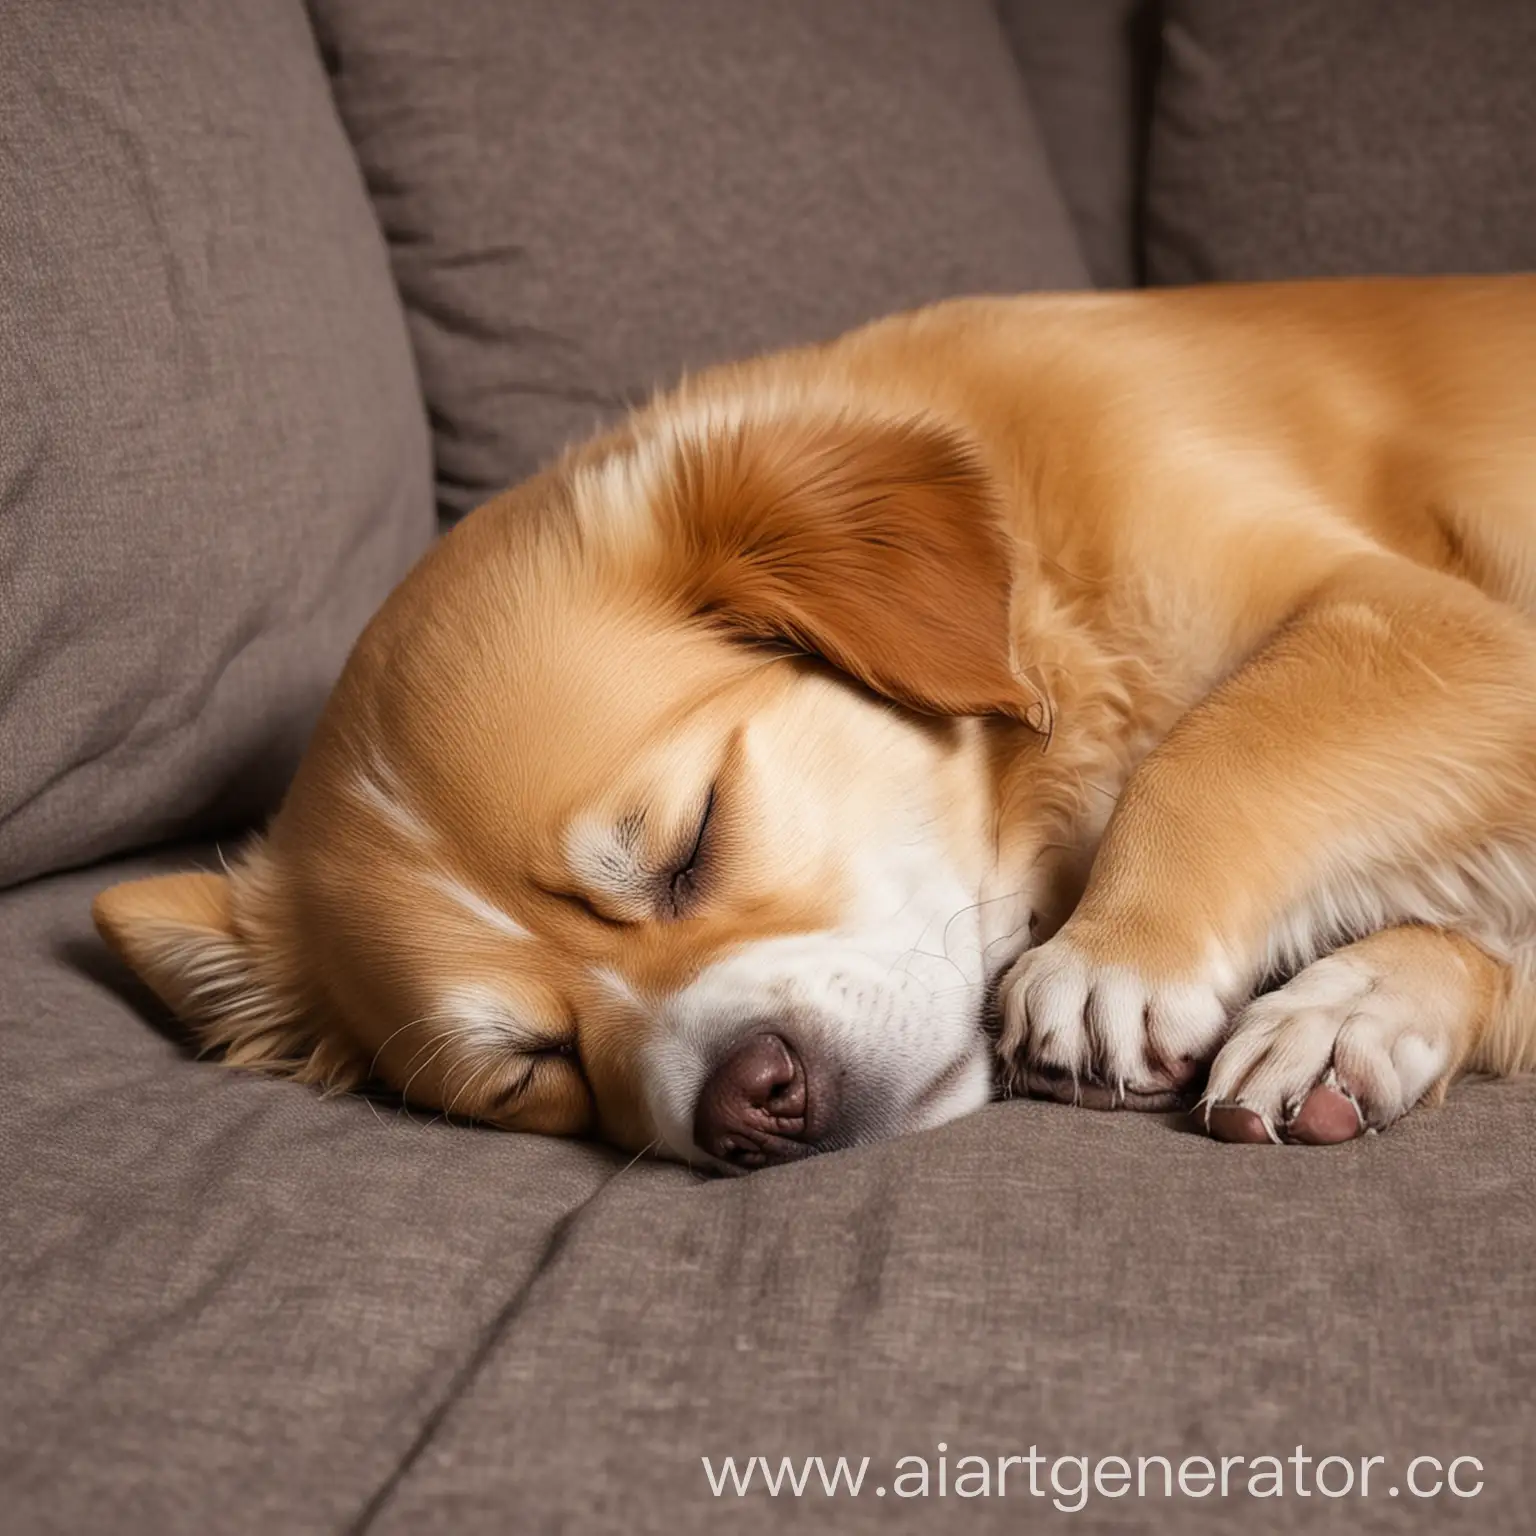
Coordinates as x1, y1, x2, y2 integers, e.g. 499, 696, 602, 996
4, 3, 1534, 1531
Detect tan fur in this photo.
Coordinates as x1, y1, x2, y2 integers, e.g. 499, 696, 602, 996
95, 275, 1536, 1155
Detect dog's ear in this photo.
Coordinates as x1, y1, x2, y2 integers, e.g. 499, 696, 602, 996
660, 410, 1039, 721
92, 866, 360, 1090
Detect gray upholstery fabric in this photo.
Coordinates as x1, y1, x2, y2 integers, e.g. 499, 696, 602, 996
1145, 0, 1536, 284
0, 0, 434, 889
305, 0, 1090, 521
5, 853, 1534, 1532
1000, 0, 1158, 288
0, 849, 619, 1534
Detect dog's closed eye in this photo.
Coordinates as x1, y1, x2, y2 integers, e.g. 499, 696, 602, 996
665, 782, 716, 917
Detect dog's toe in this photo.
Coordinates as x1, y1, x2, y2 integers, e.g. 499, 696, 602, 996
1201, 950, 1452, 1145
1205, 1103, 1279, 1143
1284, 1084, 1365, 1144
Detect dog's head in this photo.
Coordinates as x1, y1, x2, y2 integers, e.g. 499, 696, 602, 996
95, 396, 1049, 1168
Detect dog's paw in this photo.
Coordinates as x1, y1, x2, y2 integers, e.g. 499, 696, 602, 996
1202, 950, 1456, 1144
997, 924, 1233, 1109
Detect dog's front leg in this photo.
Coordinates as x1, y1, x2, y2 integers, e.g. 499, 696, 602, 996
996, 553, 1536, 1135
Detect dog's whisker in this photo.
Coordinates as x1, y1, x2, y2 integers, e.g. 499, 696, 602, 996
368, 1009, 465, 1079
398, 1036, 455, 1113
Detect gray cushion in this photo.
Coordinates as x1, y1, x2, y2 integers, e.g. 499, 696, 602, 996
1145, 0, 1536, 284
1000, 0, 1158, 288
0, 0, 434, 889
306, 0, 1090, 521
6, 853, 1534, 1531
0, 848, 617, 1533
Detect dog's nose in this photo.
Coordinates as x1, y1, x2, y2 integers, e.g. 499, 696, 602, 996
693, 1032, 816, 1170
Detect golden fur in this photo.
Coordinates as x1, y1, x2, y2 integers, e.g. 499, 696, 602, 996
95, 275, 1536, 1159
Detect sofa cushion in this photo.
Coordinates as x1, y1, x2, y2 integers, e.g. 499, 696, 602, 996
0, 847, 618, 1533
1144, 0, 1536, 283
0, 0, 434, 889
6, 852, 1535, 1532
999, 0, 1158, 288
306, 0, 1089, 521
363, 1082, 1536, 1534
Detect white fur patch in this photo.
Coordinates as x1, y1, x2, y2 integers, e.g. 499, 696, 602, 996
564, 815, 649, 906
439, 982, 543, 1054
350, 754, 435, 846
589, 964, 646, 1011
425, 873, 532, 942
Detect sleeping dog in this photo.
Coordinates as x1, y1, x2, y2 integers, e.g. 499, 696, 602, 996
95, 276, 1536, 1168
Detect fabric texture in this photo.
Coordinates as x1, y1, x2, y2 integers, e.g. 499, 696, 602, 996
999, 0, 1159, 288
0, 0, 434, 889
5, 852, 1534, 1533
305, 0, 1090, 521
0, 848, 619, 1534
1144, 0, 1536, 284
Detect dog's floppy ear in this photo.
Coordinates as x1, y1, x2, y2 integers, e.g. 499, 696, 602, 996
660, 410, 1038, 721
92, 866, 361, 1090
